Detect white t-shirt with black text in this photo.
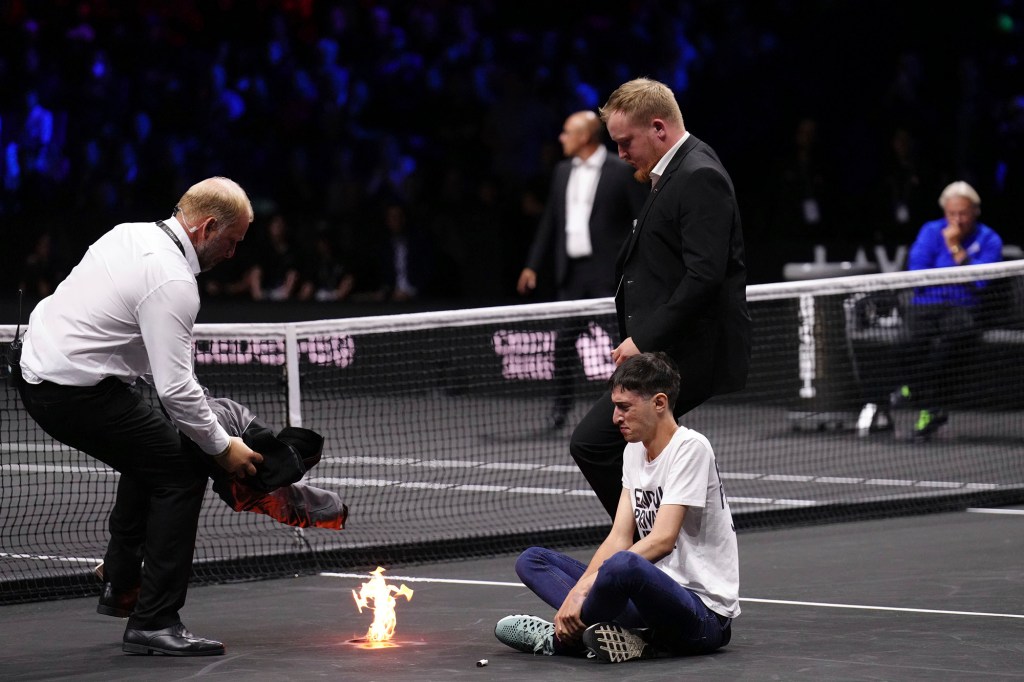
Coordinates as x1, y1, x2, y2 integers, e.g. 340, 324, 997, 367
622, 426, 740, 618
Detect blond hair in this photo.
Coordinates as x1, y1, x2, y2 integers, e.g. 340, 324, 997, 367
178, 176, 254, 226
599, 78, 683, 128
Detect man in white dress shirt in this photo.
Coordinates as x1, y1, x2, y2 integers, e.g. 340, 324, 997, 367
517, 111, 645, 428
16, 176, 263, 656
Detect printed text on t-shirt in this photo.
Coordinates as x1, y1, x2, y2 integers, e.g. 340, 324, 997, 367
634, 486, 663, 536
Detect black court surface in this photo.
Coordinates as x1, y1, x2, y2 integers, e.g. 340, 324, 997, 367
2, 507, 1022, 681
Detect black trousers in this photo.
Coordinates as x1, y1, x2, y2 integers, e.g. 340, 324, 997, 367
903, 304, 978, 408
569, 380, 711, 520
550, 317, 595, 419
551, 257, 617, 418
17, 376, 207, 630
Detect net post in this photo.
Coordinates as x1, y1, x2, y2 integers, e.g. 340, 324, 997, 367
285, 324, 302, 427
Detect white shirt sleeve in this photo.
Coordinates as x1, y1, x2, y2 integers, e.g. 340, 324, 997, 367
137, 278, 230, 455
660, 436, 712, 508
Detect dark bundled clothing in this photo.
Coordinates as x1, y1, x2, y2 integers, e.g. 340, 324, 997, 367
197, 397, 347, 530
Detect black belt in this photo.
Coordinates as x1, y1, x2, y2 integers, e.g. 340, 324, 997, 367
155, 219, 186, 258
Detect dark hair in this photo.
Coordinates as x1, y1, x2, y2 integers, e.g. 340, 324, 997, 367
608, 352, 680, 409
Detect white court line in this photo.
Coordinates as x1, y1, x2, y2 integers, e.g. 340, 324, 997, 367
0, 552, 101, 566
0, 463, 113, 475
322, 572, 522, 588
0, 461, 985, 510
3, 453, 1006, 493
3, 561, 1015, 621
0, 463, 814, 507
322, 456, 1003, 492
741, 597, 1024, 620
0, 443, 58, 454
966, 507, 1024, 516
320, 573, 1024, 620
307, 476, 815, 507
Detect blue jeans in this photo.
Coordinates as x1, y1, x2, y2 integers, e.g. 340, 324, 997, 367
514, 546, 732, 655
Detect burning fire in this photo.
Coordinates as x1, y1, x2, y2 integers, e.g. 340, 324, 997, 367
352, 567, 414, 645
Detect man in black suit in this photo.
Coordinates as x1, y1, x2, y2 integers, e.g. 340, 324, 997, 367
518, 110, 646, 428
569, 78, 752, 519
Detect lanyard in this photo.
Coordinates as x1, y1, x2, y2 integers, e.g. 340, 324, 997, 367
155, 219, 186, 258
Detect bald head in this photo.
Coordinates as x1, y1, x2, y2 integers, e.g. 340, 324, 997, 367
570, 111, 602, 139
559, 110, 604, 160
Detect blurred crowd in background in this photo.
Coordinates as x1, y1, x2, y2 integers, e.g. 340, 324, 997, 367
3, 0, 1024, 309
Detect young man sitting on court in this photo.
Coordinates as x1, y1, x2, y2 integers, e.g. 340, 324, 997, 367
494, 352, 739, 663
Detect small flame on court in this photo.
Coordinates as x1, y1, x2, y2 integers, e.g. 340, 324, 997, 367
352, 566, 414, 646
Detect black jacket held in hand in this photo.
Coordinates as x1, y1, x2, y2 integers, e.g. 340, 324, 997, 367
195, 397, 347, 530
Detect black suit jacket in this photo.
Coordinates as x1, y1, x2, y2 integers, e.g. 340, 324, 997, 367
526, 152, 646, 298
615, 134, 751, 403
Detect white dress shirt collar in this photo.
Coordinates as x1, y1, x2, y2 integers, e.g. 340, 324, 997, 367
572, 144, 607, 169
650, 131, 690, 188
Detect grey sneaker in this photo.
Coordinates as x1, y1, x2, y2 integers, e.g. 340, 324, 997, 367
494, 615, 555, 655
582, 622, 654, 663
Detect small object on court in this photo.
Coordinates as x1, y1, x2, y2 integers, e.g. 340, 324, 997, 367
476, 659, 488, 667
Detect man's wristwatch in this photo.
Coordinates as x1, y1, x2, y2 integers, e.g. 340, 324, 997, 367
950, 245, 962, 254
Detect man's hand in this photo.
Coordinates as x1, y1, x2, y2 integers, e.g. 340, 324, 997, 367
516, 268, 537, 295
611, 337, 641, 365
942, 224, 963, 251
554, 573, 595, 643
214, 436, 263, 478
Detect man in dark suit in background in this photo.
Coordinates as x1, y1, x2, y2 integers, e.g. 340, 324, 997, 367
518, 110, 646, 428
569, 78, 752, 519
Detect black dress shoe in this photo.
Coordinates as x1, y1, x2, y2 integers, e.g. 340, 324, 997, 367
123, 622, 225, 656
97, 583, 139, 618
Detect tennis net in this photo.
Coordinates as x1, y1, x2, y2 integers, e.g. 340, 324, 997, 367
3, 260, 1023, 603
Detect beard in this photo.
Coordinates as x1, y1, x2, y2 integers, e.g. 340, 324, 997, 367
194, 240, 217, 272
633, 161, 655, 184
